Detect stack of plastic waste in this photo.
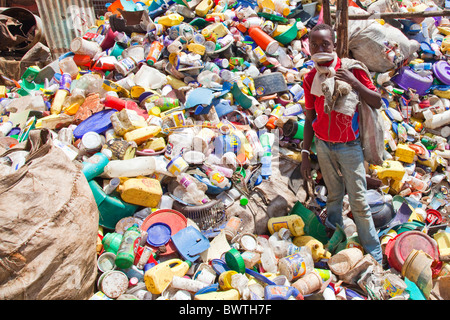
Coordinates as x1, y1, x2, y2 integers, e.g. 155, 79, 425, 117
0, 0, 450, 301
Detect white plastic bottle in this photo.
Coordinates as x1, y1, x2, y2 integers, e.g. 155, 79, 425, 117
177, 173, 209, 204
258, 237, 278, 273
102, 156, 156, 178
0, 121, 13, 137
171, 276, 208, 292
245, 129, 264, 158
268, 233, 292, 258
201, 165, 231, 189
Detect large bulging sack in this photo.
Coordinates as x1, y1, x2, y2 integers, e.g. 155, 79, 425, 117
348, 7, 420, 73
0, 129, 99, 300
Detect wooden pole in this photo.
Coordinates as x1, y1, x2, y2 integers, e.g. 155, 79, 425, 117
322, 0, 332, 26
332, 9, 450, 20
335, 0, 349, 58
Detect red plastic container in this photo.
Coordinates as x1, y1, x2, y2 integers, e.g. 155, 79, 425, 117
385, 230, 439, 272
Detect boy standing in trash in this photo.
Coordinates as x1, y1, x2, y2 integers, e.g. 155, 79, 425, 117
300, 23, 383, 264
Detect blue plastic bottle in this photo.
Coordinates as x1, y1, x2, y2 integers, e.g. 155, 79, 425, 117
264, 285, 303, 300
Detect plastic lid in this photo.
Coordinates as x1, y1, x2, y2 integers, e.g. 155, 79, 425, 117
146, 222, 172, 247
73, 109, 117, 139
224, 248, 246, 273
210, 259, 229, 276
183, 150, 205, 165
433, 60, 450, 85
81, 131, 102, 150
239, 196, 248, 206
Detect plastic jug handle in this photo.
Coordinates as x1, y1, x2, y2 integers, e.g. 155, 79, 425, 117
167, 259, 183, 268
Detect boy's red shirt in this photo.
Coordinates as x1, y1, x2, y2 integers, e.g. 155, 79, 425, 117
303, 57, 378, 143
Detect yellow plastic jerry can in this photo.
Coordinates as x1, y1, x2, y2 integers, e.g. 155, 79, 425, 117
395, 144, 416, 164
371, 160, 406, 181
144, 259, 191, 294
267, 215, 305, 237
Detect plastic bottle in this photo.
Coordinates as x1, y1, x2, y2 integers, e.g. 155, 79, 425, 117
268, 233, 292, 258
375, 72, 391, 86
275, 47, 293, 68
283, 103, 303, 117
0, 121, 13, 137
156, 13, 184, 27
102, 232, 123, 255
50, 73, 71, 115
197, 70, 222, 88
406, 175, 428, 192
171, 275, 208, 292
82, 152, 110, 181
201, 165, 231, 189
259, 132, 273, 178
102, 156, 156, 178
62, 88, 85, 115
278, 247, 315, 282
410, 62, 433, 76
266, 105, 285, 130
147, 41, 164, 66
103, 177, 121, 195
59, 56, 79, 80
176, 172, 209, 204
264, 285, 303, 300
258, 237, 278, 273
115, 224, 141, 270
245, 129, 264, 158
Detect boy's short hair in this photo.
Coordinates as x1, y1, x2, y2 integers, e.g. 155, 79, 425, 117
308, 23, 335, 43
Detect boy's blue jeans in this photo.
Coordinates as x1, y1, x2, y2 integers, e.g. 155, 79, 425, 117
315, 137, 383, 263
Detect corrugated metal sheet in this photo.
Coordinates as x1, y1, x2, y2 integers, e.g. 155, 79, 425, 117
35, 0, 97, 59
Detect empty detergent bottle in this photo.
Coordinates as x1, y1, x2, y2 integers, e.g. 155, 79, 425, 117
115, 224, 141, 269
82, 152, 110, 181
267, 215, 305, 237
264, 285, 303, 300
144, 259, 192, 294
201, 164, 231, 189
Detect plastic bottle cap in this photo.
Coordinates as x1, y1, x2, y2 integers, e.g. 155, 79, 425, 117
239, 196, 248, 206
224, 248, 246, 273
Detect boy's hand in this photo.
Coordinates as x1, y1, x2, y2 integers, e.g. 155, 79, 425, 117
335, 68, 359, 88
300, 156, 312, 180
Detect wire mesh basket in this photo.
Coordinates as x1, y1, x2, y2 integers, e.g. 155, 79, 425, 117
172, 199, 226, 231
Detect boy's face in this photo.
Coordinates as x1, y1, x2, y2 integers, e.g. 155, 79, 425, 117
309, 29, 335, 55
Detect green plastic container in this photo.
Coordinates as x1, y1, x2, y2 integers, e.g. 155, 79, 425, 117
102, 232, 123, 255
393, 220, 426, 234
274, 23, 298, 45
289, 201, 329, 244
89, 180, 138, 230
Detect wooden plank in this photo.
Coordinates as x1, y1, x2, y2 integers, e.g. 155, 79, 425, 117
322, 0, 332, 26
332, 9, 450, 20
335, 0, 349, 58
